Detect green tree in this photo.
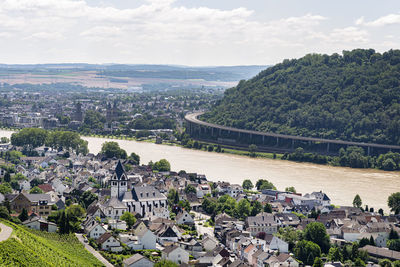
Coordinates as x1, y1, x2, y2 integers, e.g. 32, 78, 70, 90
3, 172, 10, 183
379, 259, 393, 267
154, 260, 179, 267
0, 206, 10, 219
359, 237, 370, 248
313, 257, 323, 267
388, 239, 400, 251
82, 110, 106, 131
304, 222, 331, 253
285, 186, 297, 193
120, 212, 136, 229
250, 201, 263, 216
294, 240, 321, 265
389, 228, 400, 240
0, 183, 12, 194
167, 189, 179, 205
354, 258, 366, 267
153, 159, 171, 172
393, 260, 400, 267
255, 179, 276, 190
101, 141, 127, 159
328, 247, 342, 262
30, 186, 44, 194
79, 191, 98, 209
18, 208, 29, 222
369, 235, 375, 246
235, 199, 251, 219
264, 203, 273, 213
242, 179, 253, 190
388, 192, 400, 214
0, 137, 9, 143
185, 184, 197, 194
128, 152, 140, 165
353, 194, 362, 208
11, 128, 48, 149
249, 144, 257, 157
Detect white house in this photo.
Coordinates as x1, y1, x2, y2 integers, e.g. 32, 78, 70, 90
196, 183, 211, 198
108, 219, 127, 231
23, 217, 58, 232
19, 180, 31, 191
162, 245, 189, 264
103, 197, 128, 220
123, 254, 154, 267
85, 223, 107, 239
135, 226, 157, 250
97, 232, 122, 252
227, 184, 243, 198
201, 235, 218, 251
269, 236, 289, 253
176, 210, 194, 225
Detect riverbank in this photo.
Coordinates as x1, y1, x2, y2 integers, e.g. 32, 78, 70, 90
1, 127, 398, 171
1, 129, 399, 211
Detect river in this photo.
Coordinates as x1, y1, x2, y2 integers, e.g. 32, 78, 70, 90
1, 130, 399, 211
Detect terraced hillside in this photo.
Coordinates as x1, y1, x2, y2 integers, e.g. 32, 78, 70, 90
0, 220, 103, 267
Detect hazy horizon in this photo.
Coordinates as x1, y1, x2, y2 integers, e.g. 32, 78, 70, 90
0, 0, 399, 65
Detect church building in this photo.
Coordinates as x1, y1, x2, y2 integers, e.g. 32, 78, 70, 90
108, 160, 168, 219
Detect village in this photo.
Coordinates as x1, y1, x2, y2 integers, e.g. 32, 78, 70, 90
0, 139, 399, 267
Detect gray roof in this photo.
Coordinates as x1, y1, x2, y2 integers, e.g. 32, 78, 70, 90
247, 213, 279, 226
106, 197, 127, 209
123, 254, 151, 265
131, 186, 166, 201
23, 193, 52, 203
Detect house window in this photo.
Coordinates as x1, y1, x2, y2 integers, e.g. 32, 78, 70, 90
116, 210, 118, 215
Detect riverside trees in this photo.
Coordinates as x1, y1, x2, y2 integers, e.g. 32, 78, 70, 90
11, 128, 88, 155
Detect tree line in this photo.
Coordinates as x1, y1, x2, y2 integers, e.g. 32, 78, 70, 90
203, 49, 400, 147
11, 128, 88, 155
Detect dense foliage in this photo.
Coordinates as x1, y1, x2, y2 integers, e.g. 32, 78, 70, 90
0, 221, 102, 266
101, 141, 127, 159
203, 49, 400, 145
11, 128, 88, 155
282, 146, 400, 170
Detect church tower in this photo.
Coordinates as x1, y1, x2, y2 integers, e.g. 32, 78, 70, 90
110, 160, 128, 198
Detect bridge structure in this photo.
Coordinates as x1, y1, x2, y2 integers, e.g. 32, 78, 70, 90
185, 112, 400, 156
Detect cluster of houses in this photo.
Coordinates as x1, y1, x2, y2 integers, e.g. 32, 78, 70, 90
1, 144, 400, 267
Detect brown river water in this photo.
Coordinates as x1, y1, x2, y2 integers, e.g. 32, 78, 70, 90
1, 131, 399, 211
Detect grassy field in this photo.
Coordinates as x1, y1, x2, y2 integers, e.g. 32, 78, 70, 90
0, 220, 103, 267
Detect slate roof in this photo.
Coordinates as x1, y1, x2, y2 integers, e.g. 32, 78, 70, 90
360, 245, 400, 261
131, 186, 166, 201
123, 254, 149, 266
115, 160, 126, 180
105, 197, 127, 209
97, 232, 113, 245
22, 193, 52, 203
162, 245, 180, 255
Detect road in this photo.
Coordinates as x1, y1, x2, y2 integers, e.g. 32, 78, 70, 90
75, 233, 114, 267
192, 211, 214, 238
0, 222, 12, 242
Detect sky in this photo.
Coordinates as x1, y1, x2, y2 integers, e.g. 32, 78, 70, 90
0, 0, 399, 66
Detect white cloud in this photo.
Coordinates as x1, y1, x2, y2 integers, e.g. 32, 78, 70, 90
25, 31, 65, 41
0, 0, 395, 65
356, 13, 400, 26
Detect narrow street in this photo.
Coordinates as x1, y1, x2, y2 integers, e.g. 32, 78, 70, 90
75, 233, 114, 267
192, 211, 214, 238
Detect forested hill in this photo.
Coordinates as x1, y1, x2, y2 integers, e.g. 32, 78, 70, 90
202, 49, 400, 145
